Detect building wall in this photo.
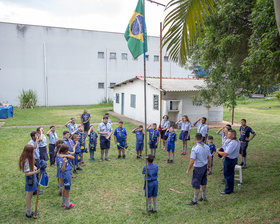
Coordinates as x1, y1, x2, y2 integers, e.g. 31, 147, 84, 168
113, 79, 161, 124
113, 82, 223, 124
0, 22, 194, 106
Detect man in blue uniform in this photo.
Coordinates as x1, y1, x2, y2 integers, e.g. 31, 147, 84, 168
81, 109, 91, 132
114, 121, 127, 159
186, 133, 212, 205
239, 119, 256, 169
98, 116, 113, 161
217, 129, 240, 194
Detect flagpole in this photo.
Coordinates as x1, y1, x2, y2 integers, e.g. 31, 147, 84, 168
142, 0, 149, 215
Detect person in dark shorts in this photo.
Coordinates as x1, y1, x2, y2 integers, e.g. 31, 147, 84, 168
81, 109, 91, 132
239, 119, 256, 169
186, 133, 212, 205
97, 116, 113, 161
160, 115, 170, 150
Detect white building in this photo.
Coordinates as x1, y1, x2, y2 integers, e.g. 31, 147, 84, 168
111, 76, 223, 125
0, 22, 194, 106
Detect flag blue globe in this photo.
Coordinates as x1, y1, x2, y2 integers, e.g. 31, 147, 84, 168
130, 15, 144, 35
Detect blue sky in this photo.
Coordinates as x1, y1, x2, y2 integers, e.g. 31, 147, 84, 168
0, 0, 169, 36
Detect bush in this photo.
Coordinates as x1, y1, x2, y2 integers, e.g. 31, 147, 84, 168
18, 89, 38, 109
273, 90, 280, 102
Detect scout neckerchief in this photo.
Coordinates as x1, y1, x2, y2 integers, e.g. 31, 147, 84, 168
197, 142, 205, 147
90, 131, 96, 142
152, 128, 156, 140
240, 126, 247, 136
81, 132, 85, 145
117, 127, 123, 138
68, 138, 74, 150
168, 131, 174, 142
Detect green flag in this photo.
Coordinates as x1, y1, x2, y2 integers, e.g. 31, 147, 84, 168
124, 0, 148, 59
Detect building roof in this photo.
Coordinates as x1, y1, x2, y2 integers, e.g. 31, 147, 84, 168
110, 76, 205, 92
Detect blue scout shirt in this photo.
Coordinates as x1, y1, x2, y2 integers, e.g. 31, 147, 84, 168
38, 134, 47, 147
195, 123, 209, 137
178, 121, 191, 131
114, 127, 127, 143
75, 142, 81, 153
161, 120, 170, 129
134, 130, 144, 144
239, 126, 255, 142
81, 113, 91, 125
48, 131, 58, 145
63, 138, 75, 152
89, 131, 98, 147
190, 143, 211, 167
67, 123, 78, 134
148, 128, 159, 142
167, 132, 177, 144
101, 119, 112, 124
28, 139, 40, 160
98, 122, 113, 137
224, 139, 240, 159
142, 163, 158, 181
206, 143, 216, 155
75, 131, 87, 147
58, 155, 72, 172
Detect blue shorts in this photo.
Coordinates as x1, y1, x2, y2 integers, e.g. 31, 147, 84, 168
100, 136, 110, 150
62, 170, 72, 190
117, 141, 126, 150
39, 146, 49, 161
179, 131, 190, 141
192, 165, 208, 189
136, 142, 144, 151
89, 144, 96, 152
144, 180, 158, 198
83, 123, 90, 132
149, 141, 158, 149
167, 143, 175, 152
25, 174, 38, 192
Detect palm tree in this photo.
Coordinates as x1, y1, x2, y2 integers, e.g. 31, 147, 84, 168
163, 0, 280, 66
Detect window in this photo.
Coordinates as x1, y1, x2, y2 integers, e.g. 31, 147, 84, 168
164, 56, 169, 62
110, 52, 117, 59
98, 52, 104, 59
116, 93, 120, 103
145, 55, 149, 61
130, 94, 136, 108
98, 82, 104, 89
153, 94, 159, 110
154, 55, 159, 61
110, 82, 116, 87
121, 53, 128, 60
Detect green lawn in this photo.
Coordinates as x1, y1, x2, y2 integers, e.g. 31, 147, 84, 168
0, 99, 279, 223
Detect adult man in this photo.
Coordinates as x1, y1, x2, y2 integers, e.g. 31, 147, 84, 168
193, 117, 209, 143
186, 133, 212, 205
81, 109, 91, 132
239, 119, 256, 169
98, 116, 113, 161
217, 129, 240, 194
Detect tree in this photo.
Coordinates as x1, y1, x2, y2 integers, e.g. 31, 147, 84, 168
190, 0, 256, 124
274, 0, 280, 34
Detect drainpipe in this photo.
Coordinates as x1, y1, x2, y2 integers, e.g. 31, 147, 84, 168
43, 42, 48, 106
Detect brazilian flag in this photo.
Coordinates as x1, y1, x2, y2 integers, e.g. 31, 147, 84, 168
124, 0, 148, 59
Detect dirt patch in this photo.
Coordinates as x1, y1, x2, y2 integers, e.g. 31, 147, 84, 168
0, 122, 5, 127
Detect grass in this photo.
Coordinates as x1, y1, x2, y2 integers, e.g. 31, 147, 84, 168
0, 98, 280, 223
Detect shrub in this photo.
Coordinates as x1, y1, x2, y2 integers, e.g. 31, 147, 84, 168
18, 89, 38, 109
273, 90, 280, 102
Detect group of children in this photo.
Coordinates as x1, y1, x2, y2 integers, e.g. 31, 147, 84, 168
19, 108, 256, 217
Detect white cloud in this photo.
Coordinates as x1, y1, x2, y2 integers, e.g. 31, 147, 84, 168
0, 0, 169, 36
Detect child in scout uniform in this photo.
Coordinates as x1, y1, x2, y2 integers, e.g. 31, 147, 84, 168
206, 136, 216, 175
142, 154, 158, 213
147, 123, 160, 158
165, 126, 177, 163
72, 134, 83, 173
194, 117, 209, 143
62, 131, 78, 173
114, 121, 127, 159
47, 126, 58, 167
102, 113, 112, 124
97, 116, 113, 161
72, 125, 87, 165
132, 125, 145, 159
81, 109, 91, 132
176, 115, 191, 155
186, 133, 212, 205
57, 144, 75, 209
55, 141, 64, 196
160, 115, 170, 150
216, 124, 232, 146
19, 145, 41, 218
37, 127, 48, 161
65, 118, 78, 135
239, 119, 256, 169
88, 126, 98, 162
